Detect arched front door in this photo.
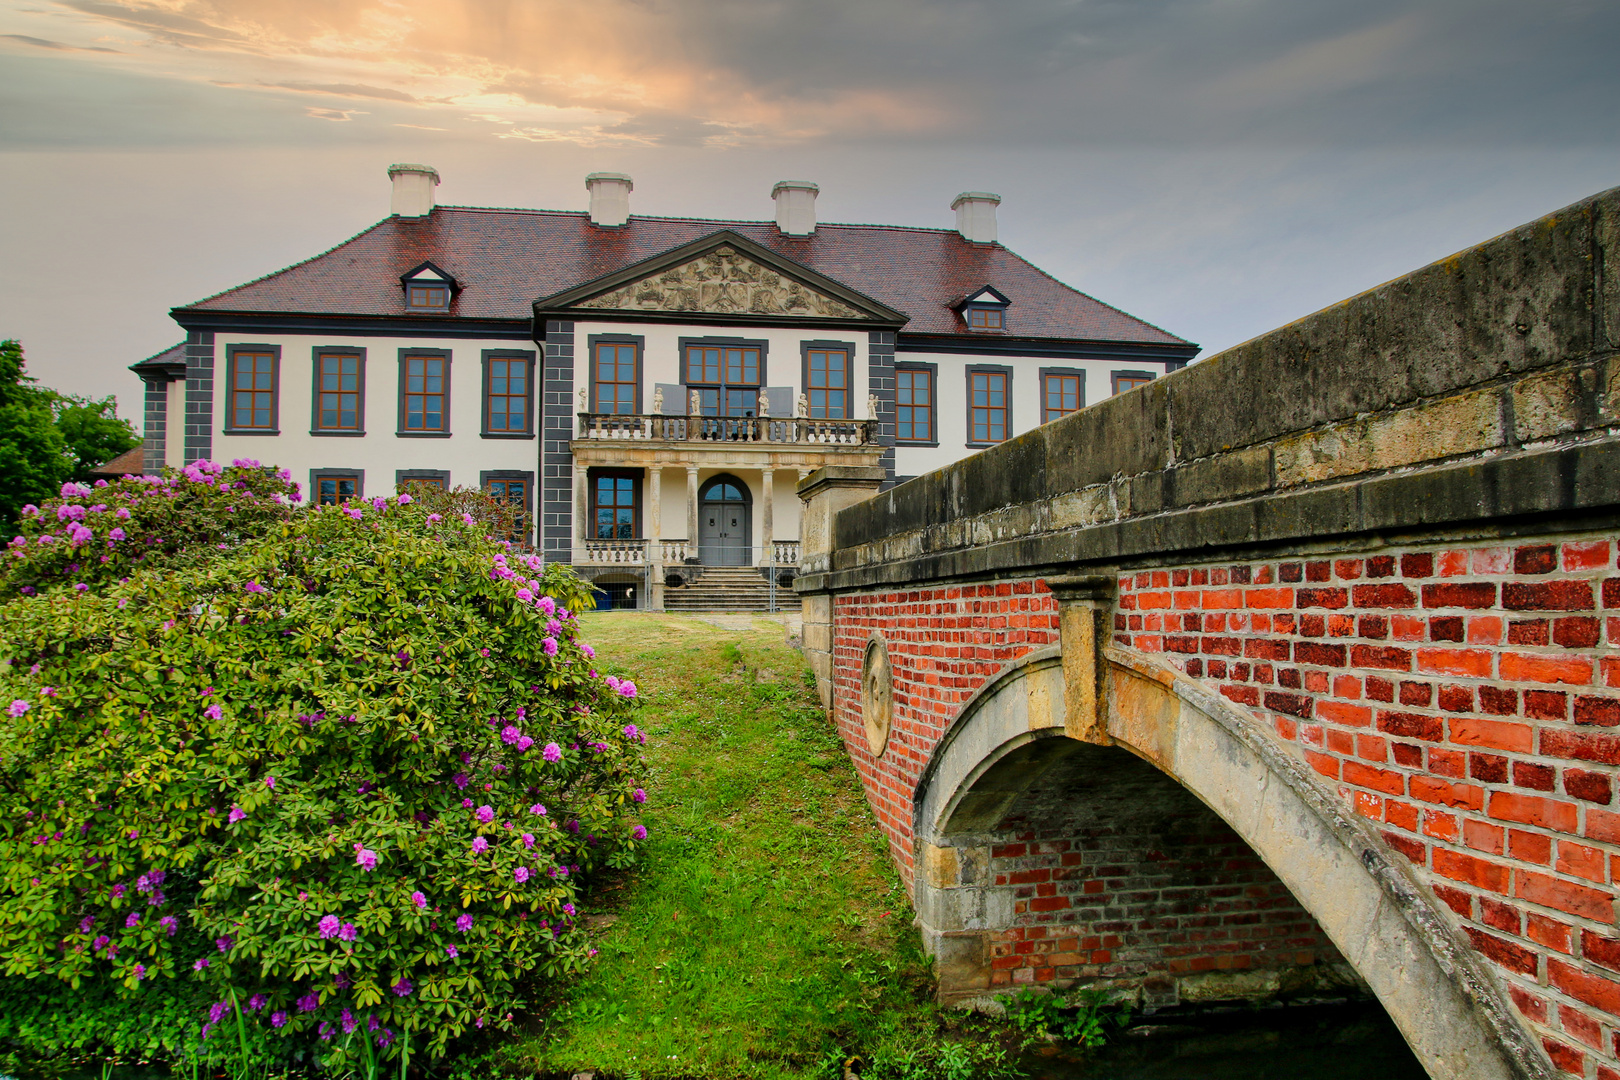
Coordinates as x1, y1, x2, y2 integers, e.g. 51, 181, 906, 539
698, 475, 751, 566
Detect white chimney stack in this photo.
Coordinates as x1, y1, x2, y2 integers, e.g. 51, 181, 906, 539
388, 163, 439, 218
772, 180, 819, 237
586, 172, 633, 227
952, 191, 1001, 244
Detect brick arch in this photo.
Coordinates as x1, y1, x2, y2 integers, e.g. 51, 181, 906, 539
910, 646, 1553, 1080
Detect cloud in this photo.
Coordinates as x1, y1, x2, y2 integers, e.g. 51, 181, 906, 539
261, 81, 416, 102
304, 105, 364, 121
0, 31, 119, 51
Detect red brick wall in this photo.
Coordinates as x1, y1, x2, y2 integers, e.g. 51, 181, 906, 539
1114, 535, 1620, 1077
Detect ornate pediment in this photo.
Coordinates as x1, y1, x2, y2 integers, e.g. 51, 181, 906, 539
576, 245, 866, 320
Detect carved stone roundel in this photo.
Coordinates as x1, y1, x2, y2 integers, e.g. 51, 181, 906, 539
862, 634, 894, 758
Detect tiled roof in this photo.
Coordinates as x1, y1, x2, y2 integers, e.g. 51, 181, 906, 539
177, 208, 1193, 347
90, 447, 146, 477
130, 342, 186, 374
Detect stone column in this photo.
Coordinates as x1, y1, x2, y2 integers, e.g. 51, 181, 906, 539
685, 465, 699, 560
1045, 574, 1117, 744
794, 465, 886, 711
572, 465, 589, 563
759, 468, 775, 566
648, 467, 664, 610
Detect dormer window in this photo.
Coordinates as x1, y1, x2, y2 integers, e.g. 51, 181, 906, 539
957, 285, 1009, 332
400, 261, 456, 312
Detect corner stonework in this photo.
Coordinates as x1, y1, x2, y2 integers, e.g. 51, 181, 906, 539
795, 465, 886, 710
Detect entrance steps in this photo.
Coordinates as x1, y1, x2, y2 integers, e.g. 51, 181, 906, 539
662, 566, 800, 613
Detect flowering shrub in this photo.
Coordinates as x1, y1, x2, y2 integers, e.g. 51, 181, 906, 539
0, 478, 647, 1063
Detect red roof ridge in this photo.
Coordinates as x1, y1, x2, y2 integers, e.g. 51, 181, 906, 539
174, 217, 395, 311
430, 204, 960, 235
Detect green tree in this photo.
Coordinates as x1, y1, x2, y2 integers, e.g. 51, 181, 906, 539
0, 339, 69, 527
53, 392, 139, 483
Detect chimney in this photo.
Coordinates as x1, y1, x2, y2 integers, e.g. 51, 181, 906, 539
952, 191, 1001, 244
388, 163, 439, 218
772, 180, 819, 237
585, 172, 633, 227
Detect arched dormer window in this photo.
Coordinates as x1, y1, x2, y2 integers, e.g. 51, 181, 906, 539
401, 261, 457, 312
956, 285, 1009, 331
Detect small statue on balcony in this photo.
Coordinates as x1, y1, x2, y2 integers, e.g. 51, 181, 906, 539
796, 392, 807, 418
652, 386, 664, 414
689, 389, 702, 415
758, 389, 770, 417
868, 393, 880, 420
577, 386, 588, 412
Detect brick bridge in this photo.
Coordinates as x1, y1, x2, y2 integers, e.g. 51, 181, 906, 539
794, 187, 1620, 1080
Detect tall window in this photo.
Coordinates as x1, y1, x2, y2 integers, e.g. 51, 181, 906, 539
594, 342, 639, 414
484, 475, 530, 544
486, 357, 529, 432
315, 353, 362, 432
315, 475, 358, 505
896, 367, 934, 442
592, 474, 638, 539
805, 347, 849, 419
685, 343, 760, 416
402, 354, 447, 432
1042, 372, 1083, 423
229, 350, 277, 431
969, 369, 1008, 444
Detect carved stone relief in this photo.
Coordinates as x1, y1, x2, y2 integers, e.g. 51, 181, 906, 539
576, 246, 867, 319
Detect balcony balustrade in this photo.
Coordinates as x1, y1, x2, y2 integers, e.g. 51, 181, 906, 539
576, 537, 800, 568
577, 412, 876, 446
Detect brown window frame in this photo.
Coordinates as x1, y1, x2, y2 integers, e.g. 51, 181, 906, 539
481, 349, 536, 438
1039, 367, 1086, 424
1111, 370, 1155, 396
589, 335, 645, 415
224, 344, 280, 434
405, 284, 450, 311
965, 365, 1012, 447
588, 468, 643, 540
965, 305, 1005, 330
800, 340, 854, 420
481, 470, 535, 546
397, 349, 452, 438
309, 468, 364, 506
395, 470, 450, 492
894, 363, 938, 445
680, 336, 765, 417
311, 347, 366, 436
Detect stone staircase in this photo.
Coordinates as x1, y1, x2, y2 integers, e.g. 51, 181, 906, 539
662, 566, 800, 613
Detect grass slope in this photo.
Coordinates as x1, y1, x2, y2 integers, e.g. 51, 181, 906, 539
504, 613, 1011, 1080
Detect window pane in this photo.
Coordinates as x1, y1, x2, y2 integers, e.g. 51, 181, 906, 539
897, 368, 933, 442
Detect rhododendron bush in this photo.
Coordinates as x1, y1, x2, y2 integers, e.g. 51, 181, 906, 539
0, 466, 648, 1064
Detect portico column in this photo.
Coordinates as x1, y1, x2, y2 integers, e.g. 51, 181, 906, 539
759, 468, 775, 566
573, 465, 589, 563
685, 465, 699, 560
648, 468, 664, 611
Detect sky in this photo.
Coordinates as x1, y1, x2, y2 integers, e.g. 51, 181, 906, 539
1, 0, 1618, 424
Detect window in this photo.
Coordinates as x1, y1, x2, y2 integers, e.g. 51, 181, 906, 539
895, 366, 935, 443
310, 470, 363, 505
483, 351, 534, 436
965, 306, 1005, 330
313, 351, 364, 433
594, 340, 641, 414
399, 351, 450, 435
407, 285, 449, 310
590, 471, 640, 539
967, 367, 1010, 444
1112, 371, 1155, 395
396, 470, 449, 492
683, 339, 762, 416
481, 471, 534, 545
227, 347, 278, 432
1041, 369, 1085, 423
803, 344, 851, 419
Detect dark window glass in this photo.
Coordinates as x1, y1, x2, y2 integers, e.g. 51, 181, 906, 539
316, 353, 361, 431
316, 476, 358, 505
967, 306, 1004, 329
684, 345, 760, 417
896, 368, 933, 442
486, 478, 530, 544
806, 348, 849, 419
404, 355, 446, 431
230, 351, 276, 430
407, 285, 448, 309
594, 343, 638, 414
487, 358, 529, 431
970, 370, 1008, 443
593, 475, 636, 539
1043, 373, 1082, 423
398, 476, 446, 491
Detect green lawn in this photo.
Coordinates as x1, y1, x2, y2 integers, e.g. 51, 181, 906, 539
502, 612, 1020, 1080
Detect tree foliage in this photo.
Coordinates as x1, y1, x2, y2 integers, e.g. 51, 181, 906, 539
0, 467, 648, 1065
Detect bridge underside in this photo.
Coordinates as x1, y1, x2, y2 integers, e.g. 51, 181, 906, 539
924, 735, 1358, 1007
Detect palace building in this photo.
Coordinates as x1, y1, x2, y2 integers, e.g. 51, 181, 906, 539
131, 164, 1198, 610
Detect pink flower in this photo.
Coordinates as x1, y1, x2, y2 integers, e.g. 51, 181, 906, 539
538, 596, 556, 616
471, 837, 489, 854
355, 845, 379, 871
461, 513, 474, 526
227, 806, 246, 824
318, 914, 340, 938
116, 507, 130, 520
411, 891, 427, 910
109, 527, 126, 541
193, 958, 210, 971
618, 680, 638, 699
515, 588, 534, 602
475, 804, 495, 824
427, 513, 442, 523
456, 913, 473, 933
7, 700, 28, 717
633, 825, 648, 840
445, 945, 459, 958
501, 725, 521, 745
203, 704, 223, 720
398, 493, 413, 505
581, 643, 596, 659
516, 735, 533, 752
521, 832, 535, 849
530, 803, 547, 816
513, 867, 530, 884
633, 788, 647, 804
339, 922, 358, 941
543, 637, 559, 656
542, 743, 562, 763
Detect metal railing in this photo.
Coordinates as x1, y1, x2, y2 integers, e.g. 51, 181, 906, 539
577, 412, 877, 446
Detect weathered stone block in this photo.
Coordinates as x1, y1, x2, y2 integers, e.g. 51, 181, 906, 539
1512, 369, 1583, 442
1273, 387, 1503, 486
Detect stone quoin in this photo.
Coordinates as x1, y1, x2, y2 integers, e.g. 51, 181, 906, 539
797, 186, 1620, 1080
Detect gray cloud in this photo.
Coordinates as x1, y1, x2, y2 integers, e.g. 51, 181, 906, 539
259, 82, 418, 103
1, 32, 118, 51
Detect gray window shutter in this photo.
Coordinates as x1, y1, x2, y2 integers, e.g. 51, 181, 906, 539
767, 387, 794, 417
655, 384, 684, 414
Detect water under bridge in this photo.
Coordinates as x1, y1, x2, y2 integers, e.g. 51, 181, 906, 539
795, 186, 1620, 1080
